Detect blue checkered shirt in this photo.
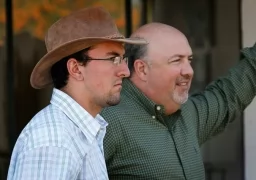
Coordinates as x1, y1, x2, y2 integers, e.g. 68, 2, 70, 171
7, 88, 109, 180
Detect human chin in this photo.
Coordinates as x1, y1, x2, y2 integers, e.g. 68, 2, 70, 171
172, 90, 188, 105
106, 93, 121, 106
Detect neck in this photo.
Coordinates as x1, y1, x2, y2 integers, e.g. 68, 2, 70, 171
61, 85, 101, 118
130, 76, 180, 116
163, 103, 180, 115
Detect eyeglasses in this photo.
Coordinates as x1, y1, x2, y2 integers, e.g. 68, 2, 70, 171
88, 56, 128, 66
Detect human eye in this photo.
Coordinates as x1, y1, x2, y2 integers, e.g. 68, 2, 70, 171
188, 56, 193, 63
108, 56, 117, 61
168, 58, 181, 64
173, 58, 181, 62
108, 56, 117, 62
123, 57, 128, 65
112, 56, 122, 65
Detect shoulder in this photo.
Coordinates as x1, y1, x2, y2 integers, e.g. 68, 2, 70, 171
15, 104, 88, 159
101, 93, 134, 121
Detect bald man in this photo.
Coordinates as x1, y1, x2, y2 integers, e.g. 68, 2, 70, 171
100, 22, 256, 179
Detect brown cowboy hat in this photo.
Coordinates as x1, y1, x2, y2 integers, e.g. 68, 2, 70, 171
30, 6, 147, 89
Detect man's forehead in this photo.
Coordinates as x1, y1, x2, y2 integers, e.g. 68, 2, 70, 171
146, 43, 192, 62
149, 38, 191, 51
88, 41, 125, 56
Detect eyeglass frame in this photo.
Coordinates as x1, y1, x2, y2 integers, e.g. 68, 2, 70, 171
87, 56, 128, 66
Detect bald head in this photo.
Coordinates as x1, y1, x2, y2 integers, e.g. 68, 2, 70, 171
129, 23, 191, 64
131, 22, 187, 44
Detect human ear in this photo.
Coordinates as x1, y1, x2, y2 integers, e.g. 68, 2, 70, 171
67, 58, 84, 81
133, 59, 149, 81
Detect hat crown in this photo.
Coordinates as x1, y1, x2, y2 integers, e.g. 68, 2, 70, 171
45, 7, 123, 52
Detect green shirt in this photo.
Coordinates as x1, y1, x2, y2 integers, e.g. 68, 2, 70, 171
101, 45, 256, 180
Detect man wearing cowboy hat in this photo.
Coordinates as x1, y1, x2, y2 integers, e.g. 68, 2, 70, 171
7, 7, 146, 180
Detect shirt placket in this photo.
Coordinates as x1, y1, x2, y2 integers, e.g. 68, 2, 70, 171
162, 113, 190, 180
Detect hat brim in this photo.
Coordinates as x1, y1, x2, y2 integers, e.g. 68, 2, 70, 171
30, 37, 147, 89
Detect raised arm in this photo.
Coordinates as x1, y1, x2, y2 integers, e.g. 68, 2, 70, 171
189, 44, 256, 145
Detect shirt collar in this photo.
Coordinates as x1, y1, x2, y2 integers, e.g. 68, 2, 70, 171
50, 88, 108, 144
122, 79, 182, 127
122, 78, 166, 117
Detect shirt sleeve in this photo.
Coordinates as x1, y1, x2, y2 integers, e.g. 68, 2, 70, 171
11, 146, 80, 180
190, 43, 256, 145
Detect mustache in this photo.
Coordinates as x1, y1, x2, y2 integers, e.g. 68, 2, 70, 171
176, 75, 191, 83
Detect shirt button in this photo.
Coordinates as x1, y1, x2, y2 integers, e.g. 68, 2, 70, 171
152, 116, 156, 119
156, 106, 161, 110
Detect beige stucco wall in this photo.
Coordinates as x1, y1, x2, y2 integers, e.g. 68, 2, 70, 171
242, 0, 256, 179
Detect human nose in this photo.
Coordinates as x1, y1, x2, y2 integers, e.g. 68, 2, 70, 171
117, 61, 130, 77
181, 60, 194, 77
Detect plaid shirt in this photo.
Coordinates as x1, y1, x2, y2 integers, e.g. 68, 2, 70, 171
101, 44, 256, 179
8, 88, 109, 180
